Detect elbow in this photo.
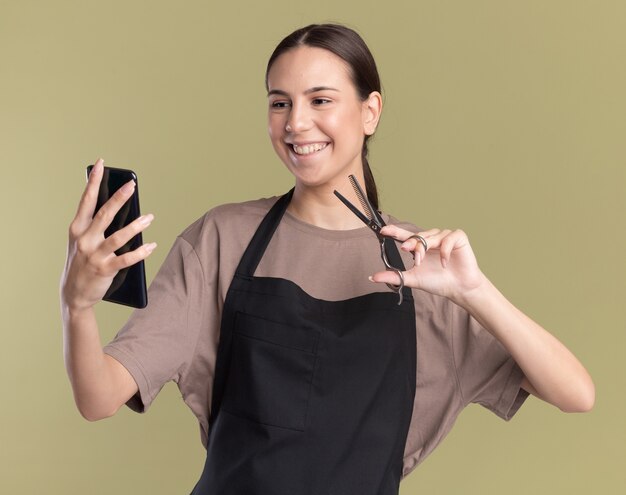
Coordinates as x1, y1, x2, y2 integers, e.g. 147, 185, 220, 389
76, 401, 119, 422
80, 410, 113, 422
559, 379, 596, 413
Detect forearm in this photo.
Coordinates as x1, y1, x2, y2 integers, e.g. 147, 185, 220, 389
454, 274, 595, 413
61, 305, 123, 420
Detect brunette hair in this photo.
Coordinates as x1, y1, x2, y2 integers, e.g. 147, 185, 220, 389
266, 23, 382, 210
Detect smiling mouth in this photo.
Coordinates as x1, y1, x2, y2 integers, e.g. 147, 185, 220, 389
290, 142, 329, 156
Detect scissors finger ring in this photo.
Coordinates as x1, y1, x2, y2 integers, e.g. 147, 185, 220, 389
385, 269, 404, 306
406, 234, 428, 253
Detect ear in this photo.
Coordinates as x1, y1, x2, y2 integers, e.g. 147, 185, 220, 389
362, 91, 383, 136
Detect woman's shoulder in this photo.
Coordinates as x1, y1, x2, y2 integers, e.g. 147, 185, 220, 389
177, 195, 281, 247
203, 196, 280, 223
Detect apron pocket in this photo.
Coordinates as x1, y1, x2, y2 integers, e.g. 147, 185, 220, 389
221, 312, 320, 432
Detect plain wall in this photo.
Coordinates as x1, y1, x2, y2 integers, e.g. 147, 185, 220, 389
1, 0, 624, 493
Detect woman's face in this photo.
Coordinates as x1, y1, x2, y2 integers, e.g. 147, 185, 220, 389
267, 46, 380, 190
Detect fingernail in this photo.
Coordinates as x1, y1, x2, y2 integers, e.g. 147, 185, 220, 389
139, 214, 154, 225
416, 253, 421, 265
368, 276, 375, 282
441, 257, 447, 268
145, 242, 157, 253
92, 158, 104, 174
122, 179, 136, 193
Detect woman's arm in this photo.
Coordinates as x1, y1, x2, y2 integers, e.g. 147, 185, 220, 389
371, 225, 595, 413
62, 306, 139, 420
455, 274, 594, 412
60, 158, 155, 421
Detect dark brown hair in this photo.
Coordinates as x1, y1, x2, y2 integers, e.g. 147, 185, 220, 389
266, 23, 382, 210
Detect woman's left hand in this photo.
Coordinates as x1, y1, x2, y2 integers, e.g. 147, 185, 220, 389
372, 225, 596, 413
370, 224, 487, 302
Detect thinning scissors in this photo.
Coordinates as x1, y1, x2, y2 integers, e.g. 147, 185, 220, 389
333, 175, 406, 305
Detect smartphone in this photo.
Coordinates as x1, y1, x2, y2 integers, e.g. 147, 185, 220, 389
86, 165, 148, 309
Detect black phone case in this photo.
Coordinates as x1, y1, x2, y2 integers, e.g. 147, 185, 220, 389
86, 165, 148, 309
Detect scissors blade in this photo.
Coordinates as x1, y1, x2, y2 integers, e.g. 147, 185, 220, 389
371, 206, 386, 229
333, 190, 372, 226
348, 175, 376, 220
348, 174, 387, 233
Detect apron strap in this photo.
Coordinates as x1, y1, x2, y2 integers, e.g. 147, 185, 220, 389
235, 188, 294, 278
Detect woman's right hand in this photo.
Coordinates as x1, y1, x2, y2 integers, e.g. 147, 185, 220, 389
60, 158, 157, 312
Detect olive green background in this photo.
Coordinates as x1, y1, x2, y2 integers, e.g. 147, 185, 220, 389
1, 0, 623, 493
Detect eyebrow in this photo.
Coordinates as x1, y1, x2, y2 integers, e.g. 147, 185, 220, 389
267, 86, 340, 97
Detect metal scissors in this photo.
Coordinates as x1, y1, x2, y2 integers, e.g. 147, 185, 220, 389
333, 175, 406, 305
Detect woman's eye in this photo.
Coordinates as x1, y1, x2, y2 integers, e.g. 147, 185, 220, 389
312, 98, 331, 105
270, 101, 290, 108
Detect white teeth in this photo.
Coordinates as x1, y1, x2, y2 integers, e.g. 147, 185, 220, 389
292, 143, 328, 155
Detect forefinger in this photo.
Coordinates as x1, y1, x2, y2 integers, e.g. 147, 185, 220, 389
380, 224, 439, 265
73, 158, 104, 229
380, 224, 439, 244
379, 224, 415, 241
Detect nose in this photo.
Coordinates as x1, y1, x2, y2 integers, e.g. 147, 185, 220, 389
285, 101, 313, 133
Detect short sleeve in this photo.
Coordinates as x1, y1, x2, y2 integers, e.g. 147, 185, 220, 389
449, 300, 529, 420
103, 235, 205, 413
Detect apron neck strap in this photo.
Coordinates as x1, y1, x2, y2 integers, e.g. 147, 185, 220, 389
235, 188, 294, 278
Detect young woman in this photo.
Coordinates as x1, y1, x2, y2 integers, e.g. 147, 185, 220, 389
61, 24, 594, 495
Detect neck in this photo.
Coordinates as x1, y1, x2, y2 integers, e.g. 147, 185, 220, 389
286, 174, 371, 230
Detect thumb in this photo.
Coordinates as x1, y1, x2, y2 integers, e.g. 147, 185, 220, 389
369, 270, 403, 286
